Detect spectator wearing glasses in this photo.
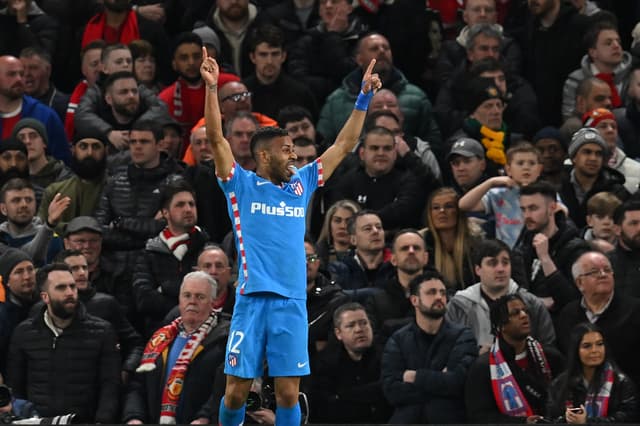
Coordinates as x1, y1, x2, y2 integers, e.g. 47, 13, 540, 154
218, 81, 277, 128
557, 251, 640, 387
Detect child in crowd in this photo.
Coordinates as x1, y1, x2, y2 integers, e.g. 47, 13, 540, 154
582, 191, 622, 246
459, 143, 546, 248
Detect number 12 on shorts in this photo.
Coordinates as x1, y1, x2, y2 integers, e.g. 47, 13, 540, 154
228, 330, 245, 353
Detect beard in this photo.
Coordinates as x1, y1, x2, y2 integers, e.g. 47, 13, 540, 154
49, 298, 77, 319
621, 232, 640, 251
418, 303, 446, 319
0, 167, 29, 187
71, 155, 106, 180
179, 70, 201, 85
113, 102, 139, 119
104, 0, 131, 13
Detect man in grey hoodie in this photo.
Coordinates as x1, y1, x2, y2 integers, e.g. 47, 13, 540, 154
445, 239, 555, 354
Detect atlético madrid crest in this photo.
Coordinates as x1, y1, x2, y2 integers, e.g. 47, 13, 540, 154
291, 181, 303, 196
228, 353, 238, 367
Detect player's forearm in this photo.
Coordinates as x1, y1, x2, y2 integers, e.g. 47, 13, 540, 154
204, 86, 225, 145
333, 109, 367, 154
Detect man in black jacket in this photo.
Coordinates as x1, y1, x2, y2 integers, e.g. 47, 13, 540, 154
309, 302, 391, 424
132, 178, 208, 336
54, 249, 143, 384
512, 181, 590, 316
382, 270, 478, 423
123, 271, 229, 424
6, 263, 120, 423
609, 200, 640, 299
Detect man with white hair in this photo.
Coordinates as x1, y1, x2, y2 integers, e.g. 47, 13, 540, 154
124, 270, 230, 424
557, 251, 640, 386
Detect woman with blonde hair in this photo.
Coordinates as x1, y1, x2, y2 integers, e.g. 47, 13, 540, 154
423, 187, 480, 292
315, 199, 361, 265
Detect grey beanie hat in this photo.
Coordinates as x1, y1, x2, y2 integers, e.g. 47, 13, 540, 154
11, 118, 48, 146
568, 127, 609, 159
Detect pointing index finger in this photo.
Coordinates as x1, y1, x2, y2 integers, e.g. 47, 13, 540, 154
202, 46, 208, 61
364, 59, 376, 78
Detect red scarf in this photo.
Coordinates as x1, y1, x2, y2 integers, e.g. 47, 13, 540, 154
81, 10, 140, 48
64, 80, 88, 139
595, 73, 622, 108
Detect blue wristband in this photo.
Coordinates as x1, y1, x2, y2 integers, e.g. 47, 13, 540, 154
354, 90, 373, 111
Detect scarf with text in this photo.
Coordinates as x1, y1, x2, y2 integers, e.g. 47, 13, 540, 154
490, 336, 551, 417
136, 313, 217, 424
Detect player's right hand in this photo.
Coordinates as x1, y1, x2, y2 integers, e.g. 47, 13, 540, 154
200, 46, 219, 87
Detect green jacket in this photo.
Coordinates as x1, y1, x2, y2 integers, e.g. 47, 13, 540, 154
317, 67, 442, 154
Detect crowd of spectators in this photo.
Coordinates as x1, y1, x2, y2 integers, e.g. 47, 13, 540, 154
1, 0, 640, 423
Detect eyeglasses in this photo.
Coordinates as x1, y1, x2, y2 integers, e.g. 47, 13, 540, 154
221, 91, 251, 103
579, 267, 614, 279
306, 254, 319, 263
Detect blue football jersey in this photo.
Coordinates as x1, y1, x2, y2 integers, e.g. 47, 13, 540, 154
217, 160, 323, 299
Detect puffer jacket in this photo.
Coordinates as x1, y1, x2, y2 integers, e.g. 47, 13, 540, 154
6, 304, 120, 423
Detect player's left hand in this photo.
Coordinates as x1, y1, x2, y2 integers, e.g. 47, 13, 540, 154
361, 59, 382, 95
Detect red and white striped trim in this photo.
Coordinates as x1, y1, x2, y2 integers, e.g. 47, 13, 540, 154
216, 162, 236, 183
229, 191, 249, 294
316, 158, 324, 187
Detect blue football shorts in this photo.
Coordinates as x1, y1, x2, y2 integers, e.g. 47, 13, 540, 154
224, 292, 310, 378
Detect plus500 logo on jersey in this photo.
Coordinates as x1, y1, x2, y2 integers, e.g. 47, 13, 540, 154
250, 202, 305, 217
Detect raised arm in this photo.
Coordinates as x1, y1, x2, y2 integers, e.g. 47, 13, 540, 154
320, 59, 381, 181
200, 47, 234, 179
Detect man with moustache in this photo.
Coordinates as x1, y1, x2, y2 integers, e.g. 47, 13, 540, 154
0, 56, 70, 163
37, 129, 108, 233
512, 181, 590, 314
0, 136, 29, 188
608, 200, 640, 299
132, 179, 208, 335
6, 263, 121, 423
381, 270, 478, 423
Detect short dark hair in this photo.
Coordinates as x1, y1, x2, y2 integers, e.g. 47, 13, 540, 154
469, 57, 505, 77
249, 24, 285, 52
54, 249, 84, 263
490, 293, 526, 336
333, 302, 367, 328
104, 70, 136, 92
364, 110, 400, 133
277, 105, 313, 127
1, 178, 34, 203
249, 126, 290, 159
36, 263, 72, 292
613, 200, 640, 225
408, 270, 446, 296
362, 126, 394, 147
391, 228, 423, 253
519, 180, 557, 201
160, 178, 195, 210
101, 43, 130, 63
81, 40, 106, 61
131, 120, 163, 142
584, 17, 618, 51
19, 46, 52, 64
171, 31, 203, 58
472, 239, 510, 267
346, 209, 379, 235
129, 39, 154, 60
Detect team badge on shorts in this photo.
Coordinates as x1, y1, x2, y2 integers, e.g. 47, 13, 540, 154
228, 353, 238, 367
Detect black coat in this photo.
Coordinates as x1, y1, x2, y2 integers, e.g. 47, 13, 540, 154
122, 315, 230, 423
6, 305, 121, 423
556, 294, 640, 388
465, 338, 565, 423
0, 292, 37, 377
310, 342, 391, 423
546, 368, 639, 423
244, 72, 318, 121
364, 275, 413, 343
608, 244, 640, 300
307, 273, 349, 353
382, 320, 478, 423
132, 228, 209, 334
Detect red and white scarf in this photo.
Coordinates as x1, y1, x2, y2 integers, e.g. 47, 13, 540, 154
489, 337, 551, 417
584, 362, 615, 418
160, 226, 199, 261
136, 313, 218, 424
64, 80, 88, 139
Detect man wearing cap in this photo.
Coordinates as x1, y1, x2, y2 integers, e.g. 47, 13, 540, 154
559, 127, 629, 228
532, 127, 568, 188
446, 137, 488, 193
158, 32, 206, 156
12, 118, 72, 195
0, 248, 37, 377
37, 129, 108, 233
583, 107, 640, 194
63, 215, 131, 317
0, 56, 70, 164
0, 178, 69, 265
